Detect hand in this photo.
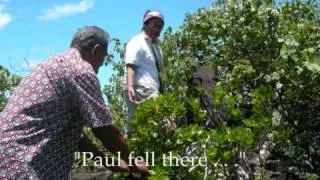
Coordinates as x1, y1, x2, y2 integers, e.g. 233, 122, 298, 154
123, 132, 134, 141
165, 119, 177, 131
130, 160, 149, 176
107, 159, 129, 172
128, 86, 138, 105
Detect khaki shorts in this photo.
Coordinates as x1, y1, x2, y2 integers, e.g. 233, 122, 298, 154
124, 85, 158, 133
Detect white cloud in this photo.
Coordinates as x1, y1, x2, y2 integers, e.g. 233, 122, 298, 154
0, 13, 11, 29
38, 0, 94, 21
0, 3, 12, 30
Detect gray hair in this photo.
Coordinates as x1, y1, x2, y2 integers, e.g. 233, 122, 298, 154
70, 26, 110, 51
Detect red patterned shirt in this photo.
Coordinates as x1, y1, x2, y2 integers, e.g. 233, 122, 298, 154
0, 48, 112, 179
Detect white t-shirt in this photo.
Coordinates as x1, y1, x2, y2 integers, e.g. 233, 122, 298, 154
123, 32, 163, 92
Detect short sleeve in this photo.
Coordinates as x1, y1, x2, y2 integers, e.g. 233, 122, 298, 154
72, 73, 112, 128
125, 39, 139, 65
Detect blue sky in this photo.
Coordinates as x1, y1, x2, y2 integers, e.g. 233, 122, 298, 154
0, 0, 213, 88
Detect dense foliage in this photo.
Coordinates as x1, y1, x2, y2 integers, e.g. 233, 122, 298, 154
104, 0, 320, 179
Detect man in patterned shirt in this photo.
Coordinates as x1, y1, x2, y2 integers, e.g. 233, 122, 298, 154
0, 26, 148, 179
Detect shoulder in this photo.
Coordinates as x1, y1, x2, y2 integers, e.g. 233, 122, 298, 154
127, 32, 145, 45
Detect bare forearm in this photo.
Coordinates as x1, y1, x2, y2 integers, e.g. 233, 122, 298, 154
127, 65, 136, 89
78, 133, 103, 156
92, 125, 131, 163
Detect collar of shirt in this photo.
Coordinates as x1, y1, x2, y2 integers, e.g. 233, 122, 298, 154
68, 47, 82, 57
67, 47, 95, 74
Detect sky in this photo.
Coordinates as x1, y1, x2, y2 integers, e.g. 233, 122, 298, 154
0, 0, 213, 89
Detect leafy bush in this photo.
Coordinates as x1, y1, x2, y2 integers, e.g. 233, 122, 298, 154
104, 0, 320, 179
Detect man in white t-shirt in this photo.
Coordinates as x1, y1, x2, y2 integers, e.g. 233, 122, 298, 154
124, 10, 165, 137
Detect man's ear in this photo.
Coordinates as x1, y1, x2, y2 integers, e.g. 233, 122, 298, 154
92, 44, 105, 57
91, 44, 100, 56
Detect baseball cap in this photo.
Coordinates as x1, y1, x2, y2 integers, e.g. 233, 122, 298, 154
143, 10, 164, 23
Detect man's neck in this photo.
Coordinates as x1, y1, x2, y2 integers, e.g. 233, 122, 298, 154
143, 31, 157, 43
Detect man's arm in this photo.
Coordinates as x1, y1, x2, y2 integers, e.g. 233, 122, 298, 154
92, 124, 148, 175
71, 72, 147, 175
127, 64, 137, 104
78, 132, 129, 172
92, 125, 129, 162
